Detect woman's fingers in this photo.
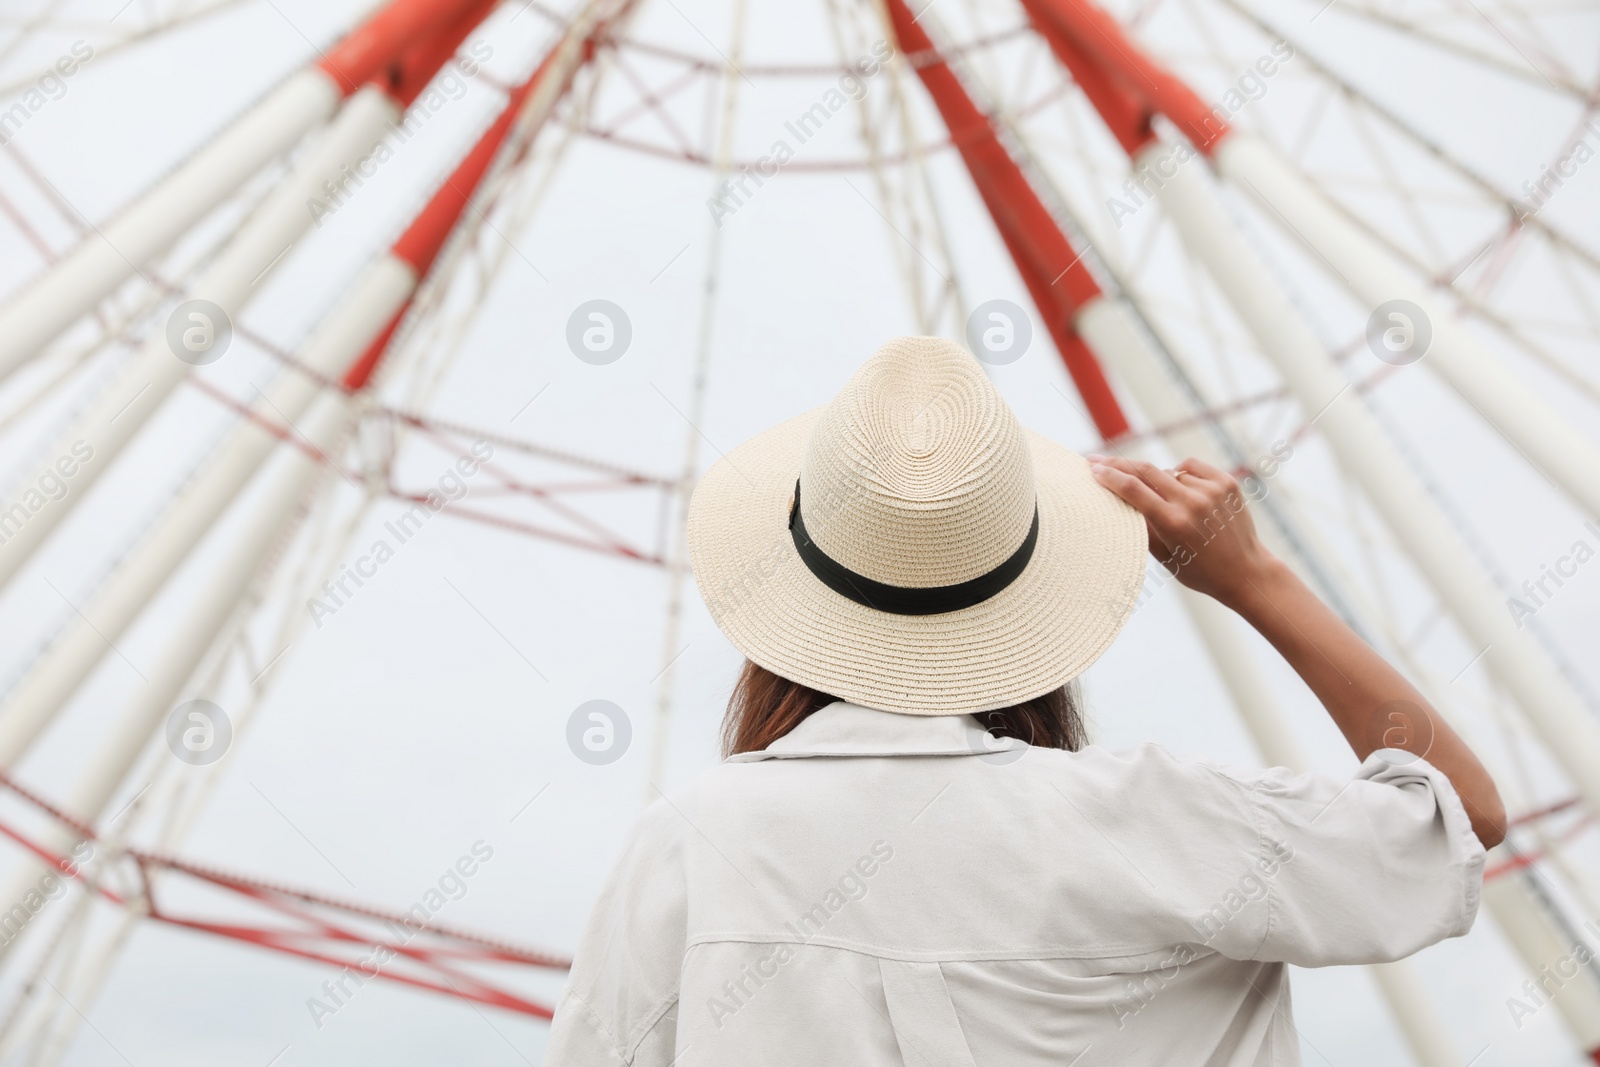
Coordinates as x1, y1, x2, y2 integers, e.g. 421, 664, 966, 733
1087, 458, 1168, 516
1173, 456, 1235, 492
1089, 454, 1190, 504
1088, 461, 1173, 563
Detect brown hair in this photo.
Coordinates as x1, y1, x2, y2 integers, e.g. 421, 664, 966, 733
720, 659, 1088, 757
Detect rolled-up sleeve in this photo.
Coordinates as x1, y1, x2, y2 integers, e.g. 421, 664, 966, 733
546, 800, 686, 1066
1224, 749, 1486, 967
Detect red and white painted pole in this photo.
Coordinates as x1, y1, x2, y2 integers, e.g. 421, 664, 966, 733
0, 0, 501, 386
0, 0, 501, 594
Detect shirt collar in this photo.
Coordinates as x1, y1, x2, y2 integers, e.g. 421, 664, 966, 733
724, 700, 1024, 761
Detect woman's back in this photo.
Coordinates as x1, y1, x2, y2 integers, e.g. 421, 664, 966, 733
546, 702, 1483, 1067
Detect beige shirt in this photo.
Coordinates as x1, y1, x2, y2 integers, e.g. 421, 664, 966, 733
546, 701, 1484, 1066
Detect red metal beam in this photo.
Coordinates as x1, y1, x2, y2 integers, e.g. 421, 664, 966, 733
345, 4, 632, 390
391, 57, 559, 278
386, 0, 503, 106
387, 493, 666, 563
1016, 1, 1156, 155
317, 0, 495, 97
1022, 0, 1231, 156
153, 915, 558, 1018
0, 768, 569, 1019
884, 0, 1130, 440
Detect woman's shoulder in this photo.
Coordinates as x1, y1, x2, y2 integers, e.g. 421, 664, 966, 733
1041, 739, 1254, 779
1019, 740, 1267, 812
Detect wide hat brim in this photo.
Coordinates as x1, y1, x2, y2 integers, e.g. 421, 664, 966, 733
687, 409, 1149, 714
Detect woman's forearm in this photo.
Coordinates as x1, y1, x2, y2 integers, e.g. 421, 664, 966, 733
1223, 556, 1507, 848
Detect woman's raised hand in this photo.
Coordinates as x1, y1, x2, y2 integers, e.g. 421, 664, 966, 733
1086, 454, 1275, 608
1089, 452, 1507, 848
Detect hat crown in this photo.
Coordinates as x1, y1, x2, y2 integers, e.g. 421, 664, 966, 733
799, 337, 1036, 588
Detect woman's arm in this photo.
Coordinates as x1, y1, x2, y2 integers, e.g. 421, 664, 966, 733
1088, 453, 1507, 849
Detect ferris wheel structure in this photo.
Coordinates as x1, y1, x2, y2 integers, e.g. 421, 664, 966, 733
0, 0, 1597, 1062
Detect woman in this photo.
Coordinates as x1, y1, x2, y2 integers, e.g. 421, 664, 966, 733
546, 336, 1503, 1066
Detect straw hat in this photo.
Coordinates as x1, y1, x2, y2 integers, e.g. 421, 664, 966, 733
686, 336, 1147, 714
